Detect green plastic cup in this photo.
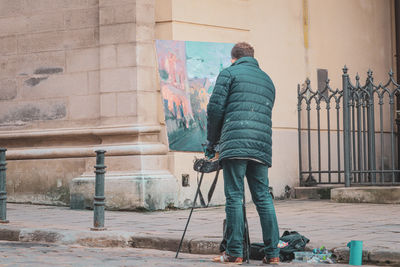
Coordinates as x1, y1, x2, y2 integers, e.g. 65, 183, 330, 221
347, 240, 363, 265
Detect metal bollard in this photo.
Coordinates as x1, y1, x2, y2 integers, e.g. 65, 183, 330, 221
0, 148, 8, 223
91, 150, 107, 231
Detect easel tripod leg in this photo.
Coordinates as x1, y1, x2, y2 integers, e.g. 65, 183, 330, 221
175, 172, 205, 258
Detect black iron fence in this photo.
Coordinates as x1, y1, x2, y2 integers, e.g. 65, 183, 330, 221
298, 66, 400, 186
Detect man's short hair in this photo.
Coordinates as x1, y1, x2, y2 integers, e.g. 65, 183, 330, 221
231, 42, 254, 59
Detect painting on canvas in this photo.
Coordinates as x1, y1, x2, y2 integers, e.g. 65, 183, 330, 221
155, 40, 234, 152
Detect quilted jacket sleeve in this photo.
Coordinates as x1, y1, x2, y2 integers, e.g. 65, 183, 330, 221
207, 69, 232, 146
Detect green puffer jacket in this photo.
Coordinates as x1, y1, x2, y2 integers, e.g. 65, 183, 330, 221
207, 57, 275, 166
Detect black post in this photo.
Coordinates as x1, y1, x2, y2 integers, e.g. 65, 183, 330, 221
91, 150, 107, 231
366, 70, 376, 183
343, 66, 352, 187
0, 148, 8, 223
298, 84, 303, 185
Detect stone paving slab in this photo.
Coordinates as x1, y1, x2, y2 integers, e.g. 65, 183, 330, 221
0, 200, 399, 265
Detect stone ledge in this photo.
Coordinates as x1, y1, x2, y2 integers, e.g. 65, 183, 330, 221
331, 187, 400, 204
0, 125, 162, 139
6, 143, 168, 160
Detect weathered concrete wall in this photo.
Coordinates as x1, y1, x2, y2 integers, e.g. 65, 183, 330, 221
155, 0, 394, 201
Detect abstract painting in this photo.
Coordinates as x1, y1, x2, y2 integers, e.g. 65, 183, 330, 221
155, 40, 234, 152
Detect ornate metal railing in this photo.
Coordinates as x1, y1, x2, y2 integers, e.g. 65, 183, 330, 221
298, 66, 400, 186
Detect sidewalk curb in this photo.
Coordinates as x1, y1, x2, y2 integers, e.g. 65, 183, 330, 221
0, 226, 399, 265
0, 226, 220, 254
333, 247, 400, 266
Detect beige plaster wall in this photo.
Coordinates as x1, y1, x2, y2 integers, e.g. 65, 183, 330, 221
155, 0, 394, 198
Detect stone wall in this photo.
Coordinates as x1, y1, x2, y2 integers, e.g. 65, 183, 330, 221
0, 0, 99, 129
0, 0, 177, 209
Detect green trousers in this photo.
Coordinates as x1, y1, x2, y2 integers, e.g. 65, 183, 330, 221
222, 159, 280, 258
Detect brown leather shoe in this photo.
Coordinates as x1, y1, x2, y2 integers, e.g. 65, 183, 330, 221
212, 252, 243, 264
262, 256, 280, 265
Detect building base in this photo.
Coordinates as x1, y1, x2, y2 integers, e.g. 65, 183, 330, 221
294, 185, 342, 200
331, 186, 400, 204
70, 170, 178, 211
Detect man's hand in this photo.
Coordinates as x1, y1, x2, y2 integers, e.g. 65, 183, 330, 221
203, 142, 216, 160
205, 147, 216, 159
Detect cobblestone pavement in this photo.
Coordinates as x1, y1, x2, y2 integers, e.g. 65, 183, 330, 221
0, 241, 379, 267
4, 200, 400, 252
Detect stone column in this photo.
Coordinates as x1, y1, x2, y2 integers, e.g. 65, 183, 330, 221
70, 0, 177, 210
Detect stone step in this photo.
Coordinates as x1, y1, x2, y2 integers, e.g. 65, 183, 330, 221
294, 185, 343, 200
331, 186, 400, 204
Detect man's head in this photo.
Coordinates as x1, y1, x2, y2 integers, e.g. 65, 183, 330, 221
231, 42, 254, 63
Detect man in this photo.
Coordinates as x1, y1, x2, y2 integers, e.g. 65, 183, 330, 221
206, 42, 280, 264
